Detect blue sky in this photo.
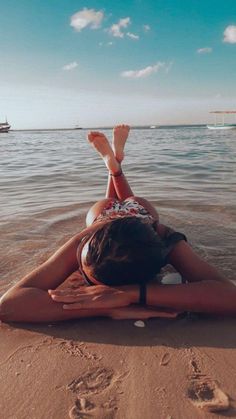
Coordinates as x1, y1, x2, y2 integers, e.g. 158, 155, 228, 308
0, 0, 236, 128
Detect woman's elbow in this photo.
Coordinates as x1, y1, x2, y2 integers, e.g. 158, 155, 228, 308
0, 293, 16, 322
0, 287, 27, 322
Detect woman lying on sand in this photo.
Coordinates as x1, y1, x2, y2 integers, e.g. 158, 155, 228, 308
0, 125, 235, 323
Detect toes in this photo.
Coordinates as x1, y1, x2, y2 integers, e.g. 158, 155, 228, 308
89, 131, 103, 137
114, 124, 130, 131
87, 131, 105, 142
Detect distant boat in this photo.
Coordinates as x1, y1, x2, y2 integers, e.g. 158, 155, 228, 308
0, 118, 11, 133
207, 124, 236, 130
150, 125, 159, 129
74, 125, 82, 130
207, 111, 236, 130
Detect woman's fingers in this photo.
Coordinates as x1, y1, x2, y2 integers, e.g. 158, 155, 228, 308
50, 293, 100, 303
48, 289, 104, 304
50, 294, 83, 303
48, 287, 181, 317
48, 285, 107, 296
48, 289, 89, 298
48, 289, 70, 296
48, 289, 82, 296
49, 285, 131, 309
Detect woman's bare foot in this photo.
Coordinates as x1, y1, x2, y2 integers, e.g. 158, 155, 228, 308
87, 131, 120, 174
112, 124, 130, 163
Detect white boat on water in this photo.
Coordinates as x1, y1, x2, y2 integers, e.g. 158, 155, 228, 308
207, 111, 236, 130
207, 124, 236, 130
0, 118, 11, 133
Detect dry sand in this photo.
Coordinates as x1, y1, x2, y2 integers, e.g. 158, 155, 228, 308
1, 317, 236, 419
0, 204, 236, 419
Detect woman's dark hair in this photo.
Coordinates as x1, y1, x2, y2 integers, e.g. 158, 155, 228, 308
84, 217, 165, 285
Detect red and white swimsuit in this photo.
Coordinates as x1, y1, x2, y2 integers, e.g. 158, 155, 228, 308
95, 198, 154, 223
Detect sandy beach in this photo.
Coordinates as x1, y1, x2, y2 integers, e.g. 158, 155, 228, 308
1, 205, 236, 419
1, 312, 236, 419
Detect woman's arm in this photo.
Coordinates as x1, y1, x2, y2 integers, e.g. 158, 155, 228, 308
0, 287, 111, 323
147, 241, 236, 314
2, 227, 235, 321
0, 231, 82, 322
49, 279, 236, 316
0, 221, 108, 323
49, 241, 236, 316
138, 241, 236, 315
156, 223, 229, 284
167, 240, 228, 283
144, 280, 236, 315
15, 233, 82, 291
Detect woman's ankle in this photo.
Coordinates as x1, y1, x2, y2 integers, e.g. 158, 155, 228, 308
110, 167, 122, 177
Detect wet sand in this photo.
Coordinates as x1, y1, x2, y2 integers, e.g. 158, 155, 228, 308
0, 204, 236, 418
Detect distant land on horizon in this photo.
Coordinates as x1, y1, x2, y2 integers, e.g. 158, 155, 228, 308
12, 124, 207, 132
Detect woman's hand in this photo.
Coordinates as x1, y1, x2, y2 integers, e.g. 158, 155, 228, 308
48, 285, 132, 310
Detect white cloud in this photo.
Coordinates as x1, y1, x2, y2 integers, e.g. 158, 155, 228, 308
127, 32, 139, 40
62, 61, 78, 71
109, 17, 131, 38
70, 8, 104, 32
121, 62, 165, 79
223, 25, 236, 43
143, 24, 150, 32
197, 47, 212, 54
165, 61, 173, 73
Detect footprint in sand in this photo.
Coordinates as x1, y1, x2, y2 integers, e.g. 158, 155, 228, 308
59, 340, 99, 361
186, 354, 230, 412
69, 397, 95, 419
187, 377, 229, 412
67, 367, 114, 396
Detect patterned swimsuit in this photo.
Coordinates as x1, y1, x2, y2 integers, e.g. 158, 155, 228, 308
95, 198, 154, 223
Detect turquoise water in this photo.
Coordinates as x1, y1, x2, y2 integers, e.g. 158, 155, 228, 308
0, 127, 235, 291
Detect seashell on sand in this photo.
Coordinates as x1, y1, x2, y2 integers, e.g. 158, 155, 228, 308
134, 320, 145, 328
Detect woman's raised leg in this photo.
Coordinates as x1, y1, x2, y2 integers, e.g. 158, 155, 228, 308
105, 170, 118, 199
86, 127, 159, 225
88, 128, 134, 200
106, 124, 131, 198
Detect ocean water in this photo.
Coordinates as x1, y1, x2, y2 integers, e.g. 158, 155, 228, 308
0, 127, 236, 292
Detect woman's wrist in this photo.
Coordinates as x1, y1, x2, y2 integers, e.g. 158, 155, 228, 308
115, 285, 139, 305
